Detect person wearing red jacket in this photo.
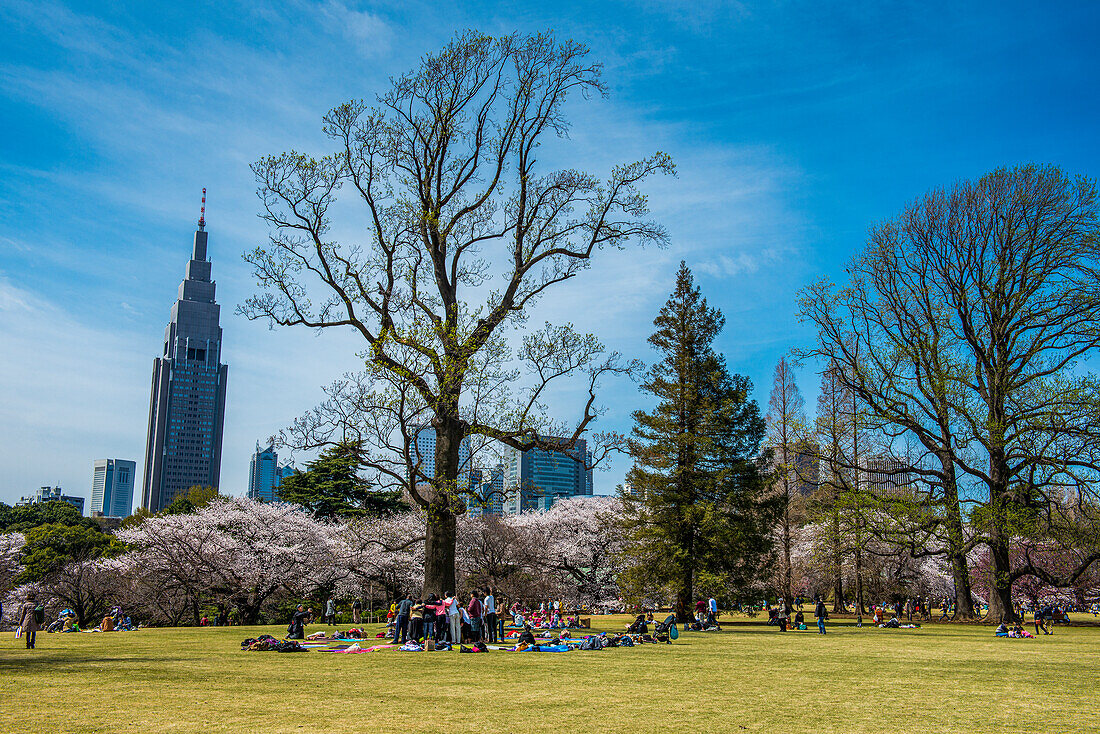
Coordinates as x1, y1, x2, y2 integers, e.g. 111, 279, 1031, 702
467, 591, 484, 642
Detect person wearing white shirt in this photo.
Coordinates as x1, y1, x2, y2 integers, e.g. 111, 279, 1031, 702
484, 588, 498, 643
445, 591, 461, 644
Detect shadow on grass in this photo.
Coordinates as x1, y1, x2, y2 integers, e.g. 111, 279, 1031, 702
0, 654, 168, 674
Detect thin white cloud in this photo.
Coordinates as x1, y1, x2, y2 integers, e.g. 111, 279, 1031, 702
317, 0, 393, 53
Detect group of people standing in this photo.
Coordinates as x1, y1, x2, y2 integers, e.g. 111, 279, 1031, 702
771, 597, 830, 633
390, 588, 499, 645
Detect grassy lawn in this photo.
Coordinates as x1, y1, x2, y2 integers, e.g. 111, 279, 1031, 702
3, 614, 1098, 733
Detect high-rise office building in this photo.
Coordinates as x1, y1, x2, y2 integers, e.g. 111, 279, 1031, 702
90, 459, 136, 518
862, 455, 917, 498
17, 486, 85, 515
141, 201, 228, 512
248, 443, 294, 502
411, 427, 471, 490
467, 463, 505, 515
503, 436, 592, 513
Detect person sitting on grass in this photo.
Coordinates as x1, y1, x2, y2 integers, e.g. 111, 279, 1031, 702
627, 614, 648, 634
518, 624, 537, 647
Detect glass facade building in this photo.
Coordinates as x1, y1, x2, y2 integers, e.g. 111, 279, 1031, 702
141, 220, 228, 512
248, 443, 294, 502
411, 427, 472, 491
466, 464, 505, 515
503, 436, 593, 513
90, 459, 136, 518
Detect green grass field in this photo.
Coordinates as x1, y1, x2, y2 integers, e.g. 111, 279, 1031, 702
3, 614, 1098, 733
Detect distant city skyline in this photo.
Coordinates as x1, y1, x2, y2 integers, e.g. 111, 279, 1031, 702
17, 485, 85, 515
2, 2, 1099, 505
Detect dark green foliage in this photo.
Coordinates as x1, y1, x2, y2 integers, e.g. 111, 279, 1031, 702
15, 523, 126, 584
0, 500, 98, 532
277, 442, 409, 519
163, 485, 220, 515
621, 263, 778, 620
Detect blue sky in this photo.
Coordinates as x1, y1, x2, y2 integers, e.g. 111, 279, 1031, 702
1, 1, 1098, 509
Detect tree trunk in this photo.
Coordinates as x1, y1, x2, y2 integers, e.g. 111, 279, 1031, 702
941, 463, 975, 618
986, 529, 1016, 623
832, 510, 845, 613
985, 439, 1019, 623
424, 503, 457, 596
236, 594, 264, 625
674, 560, 694, 623
854, 546, 865, 614
423, 415, 462, 596
781, 477, 793, 607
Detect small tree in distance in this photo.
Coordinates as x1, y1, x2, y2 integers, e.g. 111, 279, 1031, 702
765, 357, 808, 607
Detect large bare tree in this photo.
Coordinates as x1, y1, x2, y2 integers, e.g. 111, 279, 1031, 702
241, 31, 671, 594
802, 165, 1100, 621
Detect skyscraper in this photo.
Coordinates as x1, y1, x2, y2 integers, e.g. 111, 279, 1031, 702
503, 436, 593, 513
411, 427, 471, 490
248, 442, 294, 502
466, 463, 505, 515
91, 459, 136, 518
141, 198, 228, 512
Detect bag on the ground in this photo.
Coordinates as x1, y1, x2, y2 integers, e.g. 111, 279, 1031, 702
579, 636, 603, 650
274, 639, 306, 652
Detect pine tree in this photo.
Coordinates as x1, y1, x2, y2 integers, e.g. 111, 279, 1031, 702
277, 442, 408, 519
621, 262, 777, 620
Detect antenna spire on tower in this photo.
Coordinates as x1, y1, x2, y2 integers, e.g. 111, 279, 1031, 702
198, 188, 207, 231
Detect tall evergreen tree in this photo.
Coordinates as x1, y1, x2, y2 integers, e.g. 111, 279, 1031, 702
621, 263, 777, 620
277, 442, 408, 519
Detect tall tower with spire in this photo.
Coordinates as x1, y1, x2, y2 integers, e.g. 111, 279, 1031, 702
141, 191, 229, 511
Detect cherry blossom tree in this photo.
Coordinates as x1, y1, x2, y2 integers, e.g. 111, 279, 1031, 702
0, 532, 24, 596
506, 496, 626, 606
117, 498, 341, 624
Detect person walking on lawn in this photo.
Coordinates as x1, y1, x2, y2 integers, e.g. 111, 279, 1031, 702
19, 594, 42, 649
815, 598, 828, 635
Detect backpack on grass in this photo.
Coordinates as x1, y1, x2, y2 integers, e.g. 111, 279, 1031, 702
579, 636, 603, 650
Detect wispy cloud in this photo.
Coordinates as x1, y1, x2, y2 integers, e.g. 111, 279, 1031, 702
316, 0, 393, 53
